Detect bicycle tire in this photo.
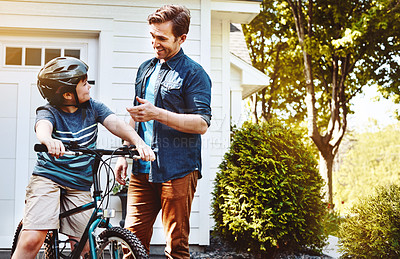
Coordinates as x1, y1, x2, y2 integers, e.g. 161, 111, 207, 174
43, 231, 56, 259
10, 220, 23, 256
97, 227, 148, 259
10, 220, 55, 259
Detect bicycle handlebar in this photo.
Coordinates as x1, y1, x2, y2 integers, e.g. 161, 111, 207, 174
34, 143, 141, 159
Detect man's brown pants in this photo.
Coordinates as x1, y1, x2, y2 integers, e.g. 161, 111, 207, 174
124, 171, 198, 259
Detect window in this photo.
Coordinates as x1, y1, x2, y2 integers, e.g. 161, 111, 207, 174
45, 49, 61, 64
65, 49, 80, 59
25, 48, 42, 66
4, 46, 81, 67
6, 47, 22, 65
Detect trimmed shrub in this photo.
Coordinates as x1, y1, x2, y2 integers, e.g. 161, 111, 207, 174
212, 121, 327, 257
338, 184, 400, 258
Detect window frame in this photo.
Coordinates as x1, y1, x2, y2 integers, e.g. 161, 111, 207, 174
2, 43, 84, 69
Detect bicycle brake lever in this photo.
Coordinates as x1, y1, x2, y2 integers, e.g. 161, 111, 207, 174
67, 141, 80, 149
120, 145, 140, 159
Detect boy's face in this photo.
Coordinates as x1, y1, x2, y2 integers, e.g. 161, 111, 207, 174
150, 21, 186, 62
75, 78, 91, 103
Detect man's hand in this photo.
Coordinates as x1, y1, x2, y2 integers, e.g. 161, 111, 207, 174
126, 97, 159, 122
113, 145, 155, 185
114, 156, 128, 185
126, 96, 208, 134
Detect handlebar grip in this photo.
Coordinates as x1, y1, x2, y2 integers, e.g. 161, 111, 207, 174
34, 144, 48, 152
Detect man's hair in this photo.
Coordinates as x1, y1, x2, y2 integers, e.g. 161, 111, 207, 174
147, 5, 190, 38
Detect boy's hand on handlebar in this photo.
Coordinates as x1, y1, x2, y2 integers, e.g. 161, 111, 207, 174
42, 138, 65, 158
136, 144, 155, 162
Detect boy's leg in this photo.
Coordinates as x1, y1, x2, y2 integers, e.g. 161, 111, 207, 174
160, 171, 198, 259
23, 176, 61, 230
14, 175, 61, 259
11, 230, 47, 259
124, 173, 161, 254
59, 187, 92, 256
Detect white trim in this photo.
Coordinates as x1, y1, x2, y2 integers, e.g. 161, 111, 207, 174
222, 20, 231, 151
97, 30, 113, 103
211, 0, 261, 13
14, 77, 31, 232
201, 0, 212, 74
230, 53, 269, 99
230, 65, 243, 127
211, 0, 260, 23
199, 0, 212, 246
0, 14, 112, 33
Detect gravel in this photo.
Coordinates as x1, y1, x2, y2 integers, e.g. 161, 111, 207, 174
190, 233, 334, 259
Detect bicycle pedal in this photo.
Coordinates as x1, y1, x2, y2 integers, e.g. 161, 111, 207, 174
103, 209, 116, 218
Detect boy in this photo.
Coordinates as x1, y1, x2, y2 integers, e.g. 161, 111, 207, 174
12, 57, 155, 259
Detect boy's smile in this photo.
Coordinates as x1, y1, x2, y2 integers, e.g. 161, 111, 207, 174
76, 79, 91, 103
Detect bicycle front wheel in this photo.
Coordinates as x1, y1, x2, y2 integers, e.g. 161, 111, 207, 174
97, 227, 148, 259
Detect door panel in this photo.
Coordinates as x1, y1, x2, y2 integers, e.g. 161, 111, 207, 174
0, 84, 17, 159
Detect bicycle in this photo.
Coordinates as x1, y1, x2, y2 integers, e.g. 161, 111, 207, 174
10, 142, 148, 259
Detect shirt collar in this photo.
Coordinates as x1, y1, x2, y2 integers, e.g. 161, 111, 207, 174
150, 48, 185, 70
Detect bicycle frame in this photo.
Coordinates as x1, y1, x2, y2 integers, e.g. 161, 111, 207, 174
69, 154, 107, 259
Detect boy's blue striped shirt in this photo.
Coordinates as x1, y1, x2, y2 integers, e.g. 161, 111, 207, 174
33, 99, 113, 191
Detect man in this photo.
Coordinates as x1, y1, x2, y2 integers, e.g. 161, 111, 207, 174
114, 4, 212, 258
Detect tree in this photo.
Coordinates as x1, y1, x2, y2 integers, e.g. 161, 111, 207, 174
334, 123, 400, 214
242, 2, 306, 125
243, 0, 400, 205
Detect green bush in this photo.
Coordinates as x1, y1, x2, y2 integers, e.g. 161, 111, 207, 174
338, 184, 400, 258
212, 121, 327, 256
322, 210, 343, 237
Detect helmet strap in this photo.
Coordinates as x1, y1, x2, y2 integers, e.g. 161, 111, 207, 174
73, 90, 80, 107
59, 90, 88, 120
72, 90, 89, 120
60, 89, 87, 108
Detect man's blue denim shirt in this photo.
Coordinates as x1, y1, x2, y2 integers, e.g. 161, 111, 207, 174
133, 49, 212, 183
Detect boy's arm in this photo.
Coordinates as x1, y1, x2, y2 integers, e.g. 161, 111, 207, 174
35, 119, 65, 158
121, 118, 136, 146
102, 114, 154, 161
111, 117, 136, 185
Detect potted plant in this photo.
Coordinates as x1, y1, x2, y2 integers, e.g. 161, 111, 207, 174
112, 179, 129, 227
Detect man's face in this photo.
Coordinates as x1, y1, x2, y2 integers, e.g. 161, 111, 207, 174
150, 21, 186, 62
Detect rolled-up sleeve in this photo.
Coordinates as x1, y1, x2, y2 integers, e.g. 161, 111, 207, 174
184, 69, 212, 127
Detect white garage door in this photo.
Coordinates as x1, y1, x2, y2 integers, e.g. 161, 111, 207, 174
0, 35, 97, 248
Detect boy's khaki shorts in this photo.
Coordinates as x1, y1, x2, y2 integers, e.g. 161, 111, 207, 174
23, 175, 92, 237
